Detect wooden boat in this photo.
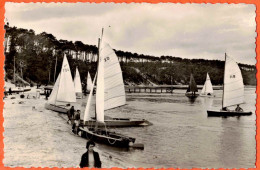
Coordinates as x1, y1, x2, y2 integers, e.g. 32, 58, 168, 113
185, 73, 199, 99
79, 127, 136, 148
44, 55, 76, 113
78, 36, 142, 148
82, 35, 151, 127
85, 116, 152, 127
74, 67, 83, 99
207, 53, 253, 117
200, 73, 214, 97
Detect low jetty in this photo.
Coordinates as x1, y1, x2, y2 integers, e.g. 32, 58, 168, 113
125, 85, 222, 93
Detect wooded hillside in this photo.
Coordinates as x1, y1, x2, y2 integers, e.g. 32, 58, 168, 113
4, 24, 256, 87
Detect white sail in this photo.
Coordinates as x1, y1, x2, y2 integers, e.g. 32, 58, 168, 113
56, 55, 76, 103
74, 67, 82, 93
223, 54, 244, 107
201, 73, 214, 95
87, 72, 93, 91
102, 43, 126, 110
84, 73, 97, 122
47, 73, 61, 104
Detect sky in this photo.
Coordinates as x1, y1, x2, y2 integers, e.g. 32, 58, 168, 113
4, 3, 256, 65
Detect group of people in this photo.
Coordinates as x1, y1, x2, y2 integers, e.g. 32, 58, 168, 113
67, 106, 102, 168
67, 106, 82, 135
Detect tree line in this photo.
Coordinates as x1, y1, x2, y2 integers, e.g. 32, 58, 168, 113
4, 24, 256, 86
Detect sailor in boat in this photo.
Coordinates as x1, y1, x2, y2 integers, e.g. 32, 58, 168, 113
80, 141, 102, 168
235, 105, 243, 112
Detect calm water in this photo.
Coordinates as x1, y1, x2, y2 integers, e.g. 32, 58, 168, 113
3, 88, 256, 168
97, 88, 256, 168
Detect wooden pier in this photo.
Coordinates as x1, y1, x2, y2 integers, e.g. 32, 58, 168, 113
125, 85, 222, 93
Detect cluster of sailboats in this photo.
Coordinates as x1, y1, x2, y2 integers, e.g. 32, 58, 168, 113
44, 29, 252, 148
44, 33, 150, 148
185, 53, 252, 117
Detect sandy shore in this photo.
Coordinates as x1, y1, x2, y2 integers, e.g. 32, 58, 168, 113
3, 87, 126, 168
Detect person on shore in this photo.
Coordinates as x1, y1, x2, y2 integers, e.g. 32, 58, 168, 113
67, 106, 75, 124
72, 110, 81, 135
9, 88, 12, 95
235, 105, 243, 112
80, 141, 102, 168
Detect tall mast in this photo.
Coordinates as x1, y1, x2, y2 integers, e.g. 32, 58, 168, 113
222, 53, 227, 109
13, 55, 15, 84
94, 28, 104, 120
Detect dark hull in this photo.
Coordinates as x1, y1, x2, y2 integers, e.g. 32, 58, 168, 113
44, 103, 68, 113
78, 127, 135, 148
207, 110, 252, 117
185, 93, 199, 99
84, 118, 152, 127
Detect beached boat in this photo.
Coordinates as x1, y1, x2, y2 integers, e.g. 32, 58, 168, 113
83, 37, 151, 127
200, 73, 214, 97
207, 53, 252, 117
79, 39, 139, 148
185, 73, 199, 99
74, 67, 83, 99
44, 55, 76, 113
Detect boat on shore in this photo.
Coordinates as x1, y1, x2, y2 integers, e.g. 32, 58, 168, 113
79, 36, 142, 148
44, 55, 76, 113
207, 53, 252, 117
74, 67, 83, 99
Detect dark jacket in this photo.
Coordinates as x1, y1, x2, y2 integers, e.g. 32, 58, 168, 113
80, 151, 101, 168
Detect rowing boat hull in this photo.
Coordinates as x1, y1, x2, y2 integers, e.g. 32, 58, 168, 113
44, 103, 68, 113
78, 127, 135, 148
84, 118, 152, 127
207, 110, 252, 117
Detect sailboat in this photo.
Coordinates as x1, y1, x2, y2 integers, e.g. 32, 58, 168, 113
83, 37, 151, 127
44, 55, 76, 113
185, 73, 199, 99
86, 72, 93, 93
200, 73, 214, 97
78, 40, 140, 148
207, 53, 252, 117
74, 67, 83, 99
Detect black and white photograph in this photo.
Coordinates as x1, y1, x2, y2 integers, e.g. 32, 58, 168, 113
3, 2, 256, 168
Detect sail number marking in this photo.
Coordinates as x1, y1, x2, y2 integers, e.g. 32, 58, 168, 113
104, 57, 110, 62
230, 75, 236, 78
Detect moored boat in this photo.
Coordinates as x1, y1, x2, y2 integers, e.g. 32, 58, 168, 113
200, 73, 214, 97
44, 55, 76, 113
78, 36, 141, 148
185, 73, 199, 99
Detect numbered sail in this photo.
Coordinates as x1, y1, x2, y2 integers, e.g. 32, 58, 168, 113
74, 67, 82, 93
223, 54, 244, 107
201, 73, 213, 95
87, 72, 93, 91
186, 73, 198, 93
47, 73, 60, 104
56, 55, 76, 103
